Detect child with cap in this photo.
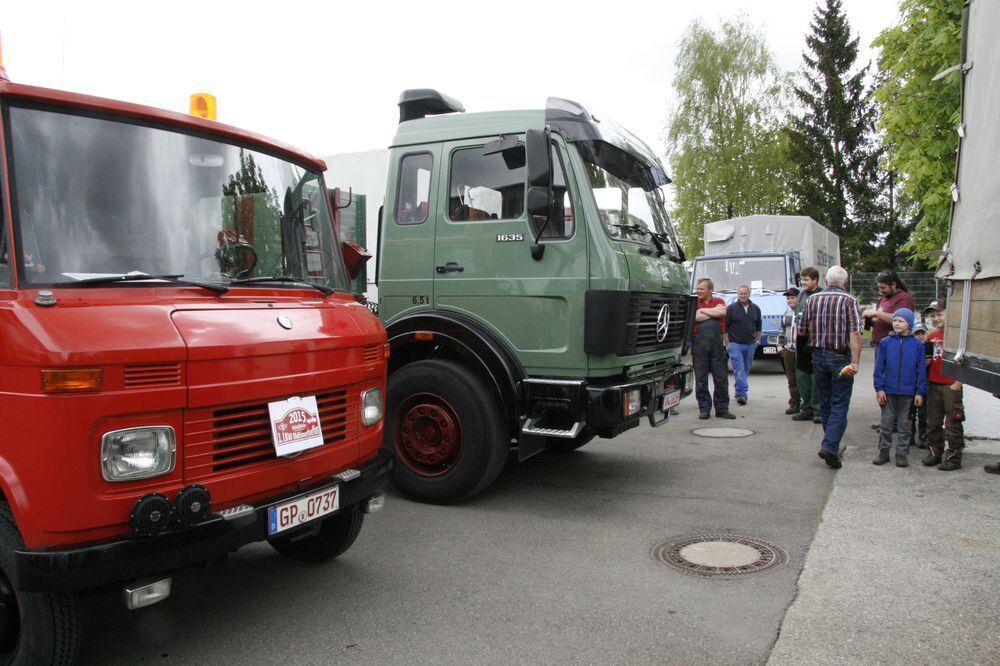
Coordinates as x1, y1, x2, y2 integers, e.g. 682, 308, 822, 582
910, 320, 930, 448
872, 308, 927, 467
922, 300, 965, 470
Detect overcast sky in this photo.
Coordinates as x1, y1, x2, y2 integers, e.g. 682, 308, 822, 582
4, 0, 900, 164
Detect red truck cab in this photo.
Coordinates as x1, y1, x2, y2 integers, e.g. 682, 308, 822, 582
0, 79, 390, 663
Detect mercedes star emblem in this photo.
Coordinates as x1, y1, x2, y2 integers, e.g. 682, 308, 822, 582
277, 316, 293, 330
656, 304, 671, 343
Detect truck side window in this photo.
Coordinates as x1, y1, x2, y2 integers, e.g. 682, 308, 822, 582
449, 147, 525, 221
529, 145, 575, 240
395, 153, 432, 225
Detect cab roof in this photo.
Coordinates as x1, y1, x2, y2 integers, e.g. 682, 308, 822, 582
391, 109, 545, 148
0, 81, 327, 172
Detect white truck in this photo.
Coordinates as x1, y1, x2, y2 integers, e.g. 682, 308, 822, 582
937, 0, 1000, 395
691, 215, 841, 357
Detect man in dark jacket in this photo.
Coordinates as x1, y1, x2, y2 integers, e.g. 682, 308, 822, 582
724, 285, 762, 405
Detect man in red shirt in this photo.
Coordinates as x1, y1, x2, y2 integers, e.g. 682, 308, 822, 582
692, 278, 735, 420
863, 270, 916, 345
922, 300, 965, 470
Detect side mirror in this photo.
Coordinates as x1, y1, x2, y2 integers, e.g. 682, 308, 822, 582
525, 128, 552, 218
340, 240, 372, 280
794, 272, 801, 286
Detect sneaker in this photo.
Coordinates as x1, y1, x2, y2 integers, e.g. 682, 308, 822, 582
698, 412, 710, 420
984, 461, 1000, 475
785, 406, 800, 415
872, 449, 890, 465
792, 410, 814, 422
716, 411, 736, 420
895, 454, 909, 468
736, 396, 747, 405
922, 453, 942, 467
937, 459, 962, 471
818, 449, 842, 469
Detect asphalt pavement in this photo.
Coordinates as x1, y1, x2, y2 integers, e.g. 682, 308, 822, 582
77, 349, 999, 664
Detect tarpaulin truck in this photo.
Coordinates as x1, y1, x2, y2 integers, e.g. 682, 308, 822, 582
351, 90, 695, 504
0, 71, 390, 662
937, 0, 1000, 394
691, 215, 841, 358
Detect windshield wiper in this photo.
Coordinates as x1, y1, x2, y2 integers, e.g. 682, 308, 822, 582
64, 272, 229, 294
229, 276, 334, 295
610, 224, 664, 257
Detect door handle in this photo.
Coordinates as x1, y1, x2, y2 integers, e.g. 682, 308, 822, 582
436, 262, 464, 273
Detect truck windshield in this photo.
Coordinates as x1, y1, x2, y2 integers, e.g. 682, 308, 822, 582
581, 156, 680, 256
693, 256, 787, 293
6, 106, 347, 291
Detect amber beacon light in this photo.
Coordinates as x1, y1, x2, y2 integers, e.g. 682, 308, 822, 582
189, 92, 217, 120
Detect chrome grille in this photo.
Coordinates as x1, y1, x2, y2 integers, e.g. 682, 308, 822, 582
621, 292, 691, 356
184, 390, 353, 478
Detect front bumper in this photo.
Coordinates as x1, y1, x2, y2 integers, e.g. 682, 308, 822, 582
14, 449, 392, 593
585, 363, 694, 435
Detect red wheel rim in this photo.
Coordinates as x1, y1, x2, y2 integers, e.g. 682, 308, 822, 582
393, 392, 463, 477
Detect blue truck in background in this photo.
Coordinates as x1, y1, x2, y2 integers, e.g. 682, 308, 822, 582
691, 215, 841, 358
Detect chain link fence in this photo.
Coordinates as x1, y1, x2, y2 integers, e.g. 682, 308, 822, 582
849, 272, 943, 314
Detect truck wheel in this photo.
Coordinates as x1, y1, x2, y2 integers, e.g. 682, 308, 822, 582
0, 504, 80, 666
386, 359, 508, 503
545, 430, 596, 454
268, 504, 365, 563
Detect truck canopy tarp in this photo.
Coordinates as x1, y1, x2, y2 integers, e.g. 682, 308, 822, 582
702, 215, 840, 271
940, 0, 1000, 280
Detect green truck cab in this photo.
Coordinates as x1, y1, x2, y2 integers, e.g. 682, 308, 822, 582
377, 90, 694, 503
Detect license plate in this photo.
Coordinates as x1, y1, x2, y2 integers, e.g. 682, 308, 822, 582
762, 346, 778, 355
661, 389, 681, 413
267, 485, 340, 536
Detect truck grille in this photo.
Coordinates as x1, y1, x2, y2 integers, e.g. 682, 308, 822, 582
184, 390, 354, 478
124, 363, 182, 388
621, 292, 690, 356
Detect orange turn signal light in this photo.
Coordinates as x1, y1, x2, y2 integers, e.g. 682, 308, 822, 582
189, 93, 217, 120
383, 343, 391, 359
414, 332, 434, 341
41, 369, 103, 394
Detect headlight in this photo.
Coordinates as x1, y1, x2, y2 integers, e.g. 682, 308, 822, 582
361, 388, 383, 426
101, 427, 176, 482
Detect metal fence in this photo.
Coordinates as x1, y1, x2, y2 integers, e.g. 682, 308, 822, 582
849, 272, 943, 314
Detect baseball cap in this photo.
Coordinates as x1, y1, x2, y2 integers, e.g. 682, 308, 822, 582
913, 321, 927, 333
782, 287, 800, 297
923, 300, 945, 314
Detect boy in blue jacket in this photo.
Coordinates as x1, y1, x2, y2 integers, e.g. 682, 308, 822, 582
873, 308, 927, 467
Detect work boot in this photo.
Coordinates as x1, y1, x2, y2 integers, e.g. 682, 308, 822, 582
818, 449, 842, 469
792, 410, 814, 422
785, 406, 800, 415
938, 459, 962, 471
984, 461, 1000, 475
916, 438, 929, 450
736, 396, 747, 405
698, 412, 710, 420
716, 411, 736, 420
922, 453, 942, 467
872, 449, 890, 465
896, 454, 909, 468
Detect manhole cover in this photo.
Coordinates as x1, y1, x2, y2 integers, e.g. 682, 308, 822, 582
651, 534, 787, 577
691, 427, 755, 438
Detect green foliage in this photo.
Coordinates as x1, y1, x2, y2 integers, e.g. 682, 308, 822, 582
873, 0, 961, 265
221, 150, 284, 277
667, 16, 797, 257
785, 0, 886, 269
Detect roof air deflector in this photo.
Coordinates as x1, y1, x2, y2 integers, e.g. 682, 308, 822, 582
398, 89, 465, 123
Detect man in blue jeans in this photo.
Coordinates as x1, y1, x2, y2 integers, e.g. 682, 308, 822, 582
725, 285, 762, 405
797, 266, 863, 469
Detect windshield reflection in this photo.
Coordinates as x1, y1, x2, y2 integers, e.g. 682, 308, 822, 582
694, 256, 787, 292
6, 106, 347, 290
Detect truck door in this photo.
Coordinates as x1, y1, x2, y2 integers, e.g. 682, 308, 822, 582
432, 135, 588, 374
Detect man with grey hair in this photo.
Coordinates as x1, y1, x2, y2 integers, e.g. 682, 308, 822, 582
798, 265, 864, 469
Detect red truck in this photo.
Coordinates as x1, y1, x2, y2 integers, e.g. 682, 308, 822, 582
0, 73, 390, 663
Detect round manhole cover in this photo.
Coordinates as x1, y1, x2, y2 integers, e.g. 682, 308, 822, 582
651, 534, 787, 577
691, 427, 755, 438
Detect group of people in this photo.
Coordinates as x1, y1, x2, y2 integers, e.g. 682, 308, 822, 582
692, 267, 990, 474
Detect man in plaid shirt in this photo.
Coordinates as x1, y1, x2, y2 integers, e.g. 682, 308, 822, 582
798, 266, 863, 469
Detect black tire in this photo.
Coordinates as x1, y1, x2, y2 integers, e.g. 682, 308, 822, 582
385, 359, 508, 503
544, 430, 597, 454
0, 504, 80, 666
268, 503, 365, 563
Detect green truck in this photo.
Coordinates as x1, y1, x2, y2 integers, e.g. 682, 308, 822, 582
347, 90, 695, 503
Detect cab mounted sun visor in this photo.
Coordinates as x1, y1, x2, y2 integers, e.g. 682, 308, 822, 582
545, 97, 670, 189
398, 89, 465, 123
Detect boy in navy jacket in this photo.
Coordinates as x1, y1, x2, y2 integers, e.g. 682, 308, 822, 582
873, 308, 927, 467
